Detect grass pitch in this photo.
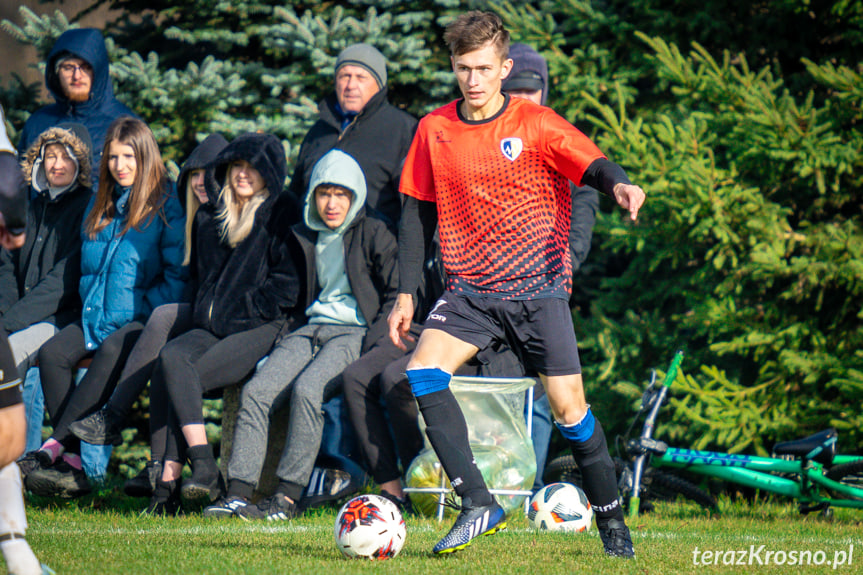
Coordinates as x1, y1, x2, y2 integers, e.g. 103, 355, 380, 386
13, 493, 863, 574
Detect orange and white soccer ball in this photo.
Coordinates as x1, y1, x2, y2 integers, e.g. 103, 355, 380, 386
334, 494, 406, 559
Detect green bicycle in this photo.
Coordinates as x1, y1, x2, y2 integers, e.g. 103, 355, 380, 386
545, 351, 863, 518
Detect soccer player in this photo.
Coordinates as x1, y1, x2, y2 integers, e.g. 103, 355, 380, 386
387, 11, 645, 557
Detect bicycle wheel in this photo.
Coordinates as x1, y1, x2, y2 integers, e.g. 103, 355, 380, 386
644, 469, 717, 510
825, 459, 863, 500
542, 454, 716, 511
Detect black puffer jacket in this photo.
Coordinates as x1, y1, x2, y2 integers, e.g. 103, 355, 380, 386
190, 133, 300, 338
287, 89, 417, 228
0, 123, 93, 333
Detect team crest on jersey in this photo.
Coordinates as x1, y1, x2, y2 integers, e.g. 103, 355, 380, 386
500, 137, 523, 161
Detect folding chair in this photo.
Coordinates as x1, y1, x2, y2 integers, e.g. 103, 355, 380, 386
404, 376, 537, 521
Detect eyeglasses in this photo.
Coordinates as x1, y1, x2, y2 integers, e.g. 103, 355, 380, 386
58, 62, 92, 75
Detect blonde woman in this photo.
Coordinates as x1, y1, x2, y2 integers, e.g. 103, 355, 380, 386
143, 133, 301, 515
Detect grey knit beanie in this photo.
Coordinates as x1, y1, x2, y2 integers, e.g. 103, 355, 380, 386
335, 43, 387, 89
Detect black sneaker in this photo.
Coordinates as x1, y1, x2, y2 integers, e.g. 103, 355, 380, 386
124, 460, 162, 498
379, 490, 415, 516
298, 467, 357, 511
597, 518, 636, 558
203, 496, 251, 518
235, 493, 297, 522
16, 451, 42, 479
432, 498, 507, 554
25, 459, 92, 499
181, 470, 224, 502
142, 479, 181, 517
69, 408, 123, 446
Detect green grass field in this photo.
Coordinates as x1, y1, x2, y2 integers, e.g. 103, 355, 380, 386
11, 490, 862, 575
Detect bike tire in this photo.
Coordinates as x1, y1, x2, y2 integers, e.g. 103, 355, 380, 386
542, 453, 716, 511
825, 459, 863, 500
645, 468, 717, 510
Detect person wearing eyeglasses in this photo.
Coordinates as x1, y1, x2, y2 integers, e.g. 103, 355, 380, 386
16, 28, 138, 172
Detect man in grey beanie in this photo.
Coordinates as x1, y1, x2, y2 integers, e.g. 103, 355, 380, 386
288, 43, 416, 228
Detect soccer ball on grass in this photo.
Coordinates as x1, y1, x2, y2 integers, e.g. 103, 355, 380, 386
527, 482, 593, 532
334, 494, 406, 559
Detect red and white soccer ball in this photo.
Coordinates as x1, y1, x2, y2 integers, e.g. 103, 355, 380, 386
528, 482, 593, 532
334, 494, 406, 560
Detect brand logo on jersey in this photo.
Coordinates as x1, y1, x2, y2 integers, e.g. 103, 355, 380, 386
435, 131, 452, 143
500, 137, 523, 161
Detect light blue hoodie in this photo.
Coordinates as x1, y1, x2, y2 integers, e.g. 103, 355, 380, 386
303, 149, 368, 326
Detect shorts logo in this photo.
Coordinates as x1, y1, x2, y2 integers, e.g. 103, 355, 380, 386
428, 299, 447, 322
500, 137, 523, 161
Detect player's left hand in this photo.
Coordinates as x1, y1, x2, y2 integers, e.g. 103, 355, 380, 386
612, 183, 645, 221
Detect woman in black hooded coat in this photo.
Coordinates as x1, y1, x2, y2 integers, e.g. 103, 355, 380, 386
143, 133, 301, 515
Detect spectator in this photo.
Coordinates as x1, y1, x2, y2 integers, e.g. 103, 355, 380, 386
24, 117, 186, 498
68, 134, 229, 498
17, 28, 137, 171
143, 133, 299, 516
0, 121, 93, 455
204, 149, 397, 521
288, 43, 417, 228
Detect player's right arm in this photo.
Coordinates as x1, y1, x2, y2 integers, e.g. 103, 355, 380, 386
389, 195, 437, 349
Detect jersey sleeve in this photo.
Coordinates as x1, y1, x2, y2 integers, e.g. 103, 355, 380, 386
539, 109, 606, 187
399, 117, 437, 203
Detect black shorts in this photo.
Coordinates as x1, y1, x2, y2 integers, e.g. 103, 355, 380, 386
0, 328, 21, 409
422, 291, 581, 376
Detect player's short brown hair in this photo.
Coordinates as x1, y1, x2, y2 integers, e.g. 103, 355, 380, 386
444, 11, 510, 59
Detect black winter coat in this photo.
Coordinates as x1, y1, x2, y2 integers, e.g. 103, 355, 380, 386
191, 194, 299, 338
0, 183, 92, 333
290, 207, 398, 351
190, 134, 301, 338
287, 89, 417, 228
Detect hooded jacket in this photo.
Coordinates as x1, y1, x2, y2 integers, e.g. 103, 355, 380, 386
17, 28, 137, 168
79, 182, 187, 350
177, 133, 229, 208
190, 133, 300, 338
287, 88, 417, 228
179, 134, 229, 298
291, 149, 398, 348
0, 124, 93, 333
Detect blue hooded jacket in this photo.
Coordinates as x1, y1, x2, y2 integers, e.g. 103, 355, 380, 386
17, 28, 137, 169
79, 183, 187, 350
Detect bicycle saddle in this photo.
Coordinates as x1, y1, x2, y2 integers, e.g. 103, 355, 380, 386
772, 428, 837, 465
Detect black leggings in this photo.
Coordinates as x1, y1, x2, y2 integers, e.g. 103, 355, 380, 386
149, 321, 282, 463
38, 321, 143, 449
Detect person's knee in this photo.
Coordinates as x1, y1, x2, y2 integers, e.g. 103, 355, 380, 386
405, 367, 451, 397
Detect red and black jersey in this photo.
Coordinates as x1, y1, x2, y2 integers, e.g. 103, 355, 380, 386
400, 96, 605, 300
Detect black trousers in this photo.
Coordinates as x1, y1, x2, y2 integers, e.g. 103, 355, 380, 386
149, 320, 282, 463
38, 321, 144, 449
